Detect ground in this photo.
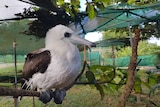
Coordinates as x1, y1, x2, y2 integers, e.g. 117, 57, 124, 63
0, 85, 160, 107
0, 64, 160, 107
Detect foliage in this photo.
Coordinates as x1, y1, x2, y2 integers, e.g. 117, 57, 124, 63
133, 70, 158, 94
115, 40, 160, 57
85, 65, 125, 94
102, 30, 129, 40
149, 83, 160, 96
102, 23, 160, 43
141, 22, 160, 40
84, 64, 159, 96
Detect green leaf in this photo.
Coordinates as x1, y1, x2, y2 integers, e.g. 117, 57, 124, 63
90, 65, 114, 72
101, 0, 111, 6
113, 75, 122, 84
141, 81, 151, 89
95, 2, 105, 10
86, 70, 104, 100
128, 0, 135, 4
90, 65, 116, 82
71, 0, 80, 6
134, 81, 142, 93
32, 7, 39, 11
134, 76, 142, 93
86, 3, 96, 19
90, 65, 115, 82
58, 0, 64, 5
148, 74, 157, 86
86, 71, 96, 83
95, 84, 105, 100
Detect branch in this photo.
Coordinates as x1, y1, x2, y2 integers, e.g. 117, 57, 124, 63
0, 87, 40, 98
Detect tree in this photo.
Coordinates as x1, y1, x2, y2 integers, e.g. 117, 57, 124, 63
116, 29, 140, 107
102, 30, 129, 40
116, 41, 160, 57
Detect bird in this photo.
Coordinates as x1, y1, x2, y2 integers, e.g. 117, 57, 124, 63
22, 24, 96, 104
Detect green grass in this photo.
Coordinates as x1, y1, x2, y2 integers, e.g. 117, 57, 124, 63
0, 64, 23, 77
0, 64, 160, 106
0, 85, 119, 107
0, 85, 160, 107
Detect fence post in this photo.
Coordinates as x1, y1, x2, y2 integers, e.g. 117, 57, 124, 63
13, 40, 18, 107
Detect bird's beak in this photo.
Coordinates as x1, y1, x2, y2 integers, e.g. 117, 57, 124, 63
70, 34, 96, 48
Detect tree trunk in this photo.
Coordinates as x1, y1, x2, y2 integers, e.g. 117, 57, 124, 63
116, 29, 140, 107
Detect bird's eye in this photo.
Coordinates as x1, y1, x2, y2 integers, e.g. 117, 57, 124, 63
64, 32, 71, 38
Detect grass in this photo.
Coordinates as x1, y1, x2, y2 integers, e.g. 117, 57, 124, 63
0, 85, 160, 107
0, 64, 160, 106
0, 85, 119, 107
0, 63, 23, 77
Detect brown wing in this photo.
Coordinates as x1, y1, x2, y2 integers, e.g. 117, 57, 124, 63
23, 49, 51, 79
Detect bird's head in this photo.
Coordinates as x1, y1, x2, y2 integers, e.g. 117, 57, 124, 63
45, 24, 96, 48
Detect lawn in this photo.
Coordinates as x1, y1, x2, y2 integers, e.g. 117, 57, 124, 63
0, 85, 160, 107
0, 64, 160, 107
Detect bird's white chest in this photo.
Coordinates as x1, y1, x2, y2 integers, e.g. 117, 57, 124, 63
31, 45, 81, 90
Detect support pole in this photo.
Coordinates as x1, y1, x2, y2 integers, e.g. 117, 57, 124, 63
111, 44, 115, 67
128, 22, 133, 47
127, 12, 133, 48
13, 41, 18, 107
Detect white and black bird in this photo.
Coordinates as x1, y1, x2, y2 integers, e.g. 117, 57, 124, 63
22, 24, 96, 104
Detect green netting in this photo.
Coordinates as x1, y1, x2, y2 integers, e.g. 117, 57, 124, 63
0, 55, 25, 63
0, 52, 159, 67
0, 20, 44, 55
87, 52, 100, 65
104, 55, 158, 67
86, 52, 160, 67
74, 2, 160, 33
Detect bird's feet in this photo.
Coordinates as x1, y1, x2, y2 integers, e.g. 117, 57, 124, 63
39, 89, 66, 104
53, 89, 66, 104
39, 90, 53, 104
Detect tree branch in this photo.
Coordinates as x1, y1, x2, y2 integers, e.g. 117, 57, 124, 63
0, 87, 40, 98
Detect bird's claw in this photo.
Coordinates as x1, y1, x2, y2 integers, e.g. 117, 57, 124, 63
39, 89, 66, 104
52, 89, 66, 104
39, 90, 53, 104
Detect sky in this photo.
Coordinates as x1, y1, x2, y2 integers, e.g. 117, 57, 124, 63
0, 0, 31, 19
148, 36, 160, 46
0, 0, 160, 44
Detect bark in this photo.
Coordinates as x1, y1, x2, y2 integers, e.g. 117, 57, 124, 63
0, 87, 40, 98
116, 29, 140, 107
